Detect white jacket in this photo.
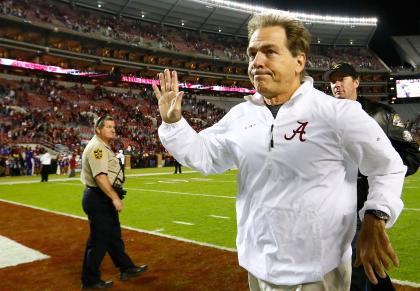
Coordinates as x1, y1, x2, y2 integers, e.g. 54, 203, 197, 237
158, 77, 406, 285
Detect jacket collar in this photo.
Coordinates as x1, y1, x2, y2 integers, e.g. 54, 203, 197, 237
244, 76, 314, 106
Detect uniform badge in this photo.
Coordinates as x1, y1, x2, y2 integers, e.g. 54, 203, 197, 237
392, 114, 405, 128
93, 148, 103, 159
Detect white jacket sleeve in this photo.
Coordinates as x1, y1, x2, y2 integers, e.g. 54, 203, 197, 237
338, 101, 406, 227
158, 115, 236, 175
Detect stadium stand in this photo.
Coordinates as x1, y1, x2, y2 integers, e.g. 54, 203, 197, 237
1, 0, 419, 176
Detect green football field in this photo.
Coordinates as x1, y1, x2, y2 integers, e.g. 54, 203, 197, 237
0, 167, 419, 283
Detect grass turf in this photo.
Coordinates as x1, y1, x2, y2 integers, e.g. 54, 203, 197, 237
0, 167, 418, 283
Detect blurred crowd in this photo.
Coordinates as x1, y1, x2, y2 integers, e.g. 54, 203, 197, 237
0, 76, 226, 176
0, 0, 391, 71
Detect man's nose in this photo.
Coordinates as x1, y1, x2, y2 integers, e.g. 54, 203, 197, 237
252, 52, 265, 67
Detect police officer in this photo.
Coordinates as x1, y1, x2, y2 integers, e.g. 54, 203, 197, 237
80, 115, 147, 289
324, 63, 420, 291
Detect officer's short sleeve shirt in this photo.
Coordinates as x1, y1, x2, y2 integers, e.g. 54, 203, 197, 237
81, 135, 123, 187
88, 142, 108, 178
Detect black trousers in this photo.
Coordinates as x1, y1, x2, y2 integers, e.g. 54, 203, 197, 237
41, 165, 49, 182
81, 187, 134, 285
350, 219, 395, 291
174, 162, 182, 174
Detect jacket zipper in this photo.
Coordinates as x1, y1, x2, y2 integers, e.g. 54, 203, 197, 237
269, 124, 274, 151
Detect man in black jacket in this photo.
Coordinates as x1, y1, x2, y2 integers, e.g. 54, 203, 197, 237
324, 63, 420, 291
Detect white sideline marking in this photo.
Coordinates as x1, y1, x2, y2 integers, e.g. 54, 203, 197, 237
54, 183, 236, 199
404, 186, 419, 189
158, 179, 189, 183
392, 279, 420, 288
0, 235, 50, 268
128, 188, 235, 199
404, 208, 420, 212
0, 199, 236, 254
152, 228, 165, 232
173, 221, 194, 226
127, 171, 197, 177
0, 171, 198, 185
133, 178, 236, 184
0, 177, 79, 185
209, 215, 230, 220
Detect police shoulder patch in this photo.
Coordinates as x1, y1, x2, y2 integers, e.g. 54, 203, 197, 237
93, 148, 103, 159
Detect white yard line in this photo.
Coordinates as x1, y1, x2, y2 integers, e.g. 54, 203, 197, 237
209, 215, 230, 220
54, 183, 236, 199
128, 188, 235, 199
0, 171, 197, 185
151, 228, 165, 232
172, 221, 194, 226
0, 172, 238, 186
0, 177, 80, 185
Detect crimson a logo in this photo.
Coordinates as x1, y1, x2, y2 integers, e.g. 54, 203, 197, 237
284, 121, 308, 142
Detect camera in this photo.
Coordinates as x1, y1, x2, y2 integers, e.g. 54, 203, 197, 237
113, 185, 127, 200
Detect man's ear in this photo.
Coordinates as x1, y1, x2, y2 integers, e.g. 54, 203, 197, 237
354, 78, 360, 89
296, 53, 306, 75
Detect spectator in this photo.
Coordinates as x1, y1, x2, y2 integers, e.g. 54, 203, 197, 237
69, 153, 77, 177
39, 148, 51, 182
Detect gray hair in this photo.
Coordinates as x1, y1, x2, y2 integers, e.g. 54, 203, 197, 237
248, 13, 311, 80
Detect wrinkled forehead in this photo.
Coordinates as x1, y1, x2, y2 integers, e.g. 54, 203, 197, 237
248, 26, 287, 46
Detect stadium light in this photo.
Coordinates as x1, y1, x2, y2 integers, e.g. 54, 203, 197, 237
189, 0, 377, 26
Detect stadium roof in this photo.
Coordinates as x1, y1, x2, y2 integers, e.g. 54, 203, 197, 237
392, 36, 420, 70
61, 0, 377, 46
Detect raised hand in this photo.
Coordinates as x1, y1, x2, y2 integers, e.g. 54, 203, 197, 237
152, 69, 184, 123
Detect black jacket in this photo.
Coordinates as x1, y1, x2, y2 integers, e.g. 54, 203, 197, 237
357, 97, 420, 211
